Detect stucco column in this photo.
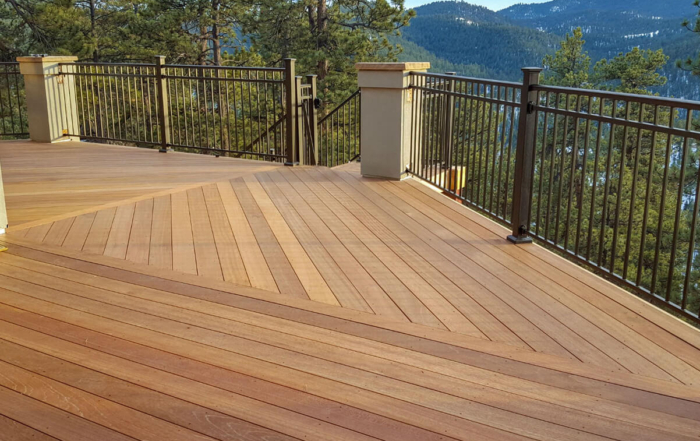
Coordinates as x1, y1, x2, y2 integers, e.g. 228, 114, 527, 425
355, 62, 429, 180
17, 55, 79, 143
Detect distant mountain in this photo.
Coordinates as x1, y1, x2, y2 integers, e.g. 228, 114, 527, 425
412, 1, 509, 23
396, 0, 700, 99
502, 0, 700, 98
398, 2, 560, 80
501, 0, 697, 20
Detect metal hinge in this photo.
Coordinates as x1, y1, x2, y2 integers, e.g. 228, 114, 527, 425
526, 101, 535, 114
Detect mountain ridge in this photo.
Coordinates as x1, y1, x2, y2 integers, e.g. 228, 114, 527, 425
395, 0, 700, 98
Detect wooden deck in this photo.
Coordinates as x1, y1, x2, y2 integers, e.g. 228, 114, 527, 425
0, 140, 279, 227
2, 140, 700, 440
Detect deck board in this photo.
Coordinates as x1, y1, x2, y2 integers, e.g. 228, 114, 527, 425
0, 238, 699, 440
0, 140, 279, 228
258, 172, 364, 310
231, 178, 308, 299
2, 140, 700, 439
149, 195, 173, 270
216, 180, 279, 293
5, 141, 700, 383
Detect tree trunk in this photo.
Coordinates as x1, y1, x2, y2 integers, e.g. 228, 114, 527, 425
199, 26, 208, 65
90, 0, 98, 61
316, 0, 329, 81
212, 0, 221, 66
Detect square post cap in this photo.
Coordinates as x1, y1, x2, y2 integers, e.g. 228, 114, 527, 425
16, 55, 78, 63
355, 62, 430, 71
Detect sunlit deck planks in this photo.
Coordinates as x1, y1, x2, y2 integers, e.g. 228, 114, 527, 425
0, 140, 280, 227
3, 140, 700, 439
5, 141, 700, 383
0, 239, 700, 441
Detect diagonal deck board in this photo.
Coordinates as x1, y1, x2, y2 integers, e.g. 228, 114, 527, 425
216, 180, 279, 293
258, 171, 368, 311
0, 239, 699, 440
3, 140, 700, 393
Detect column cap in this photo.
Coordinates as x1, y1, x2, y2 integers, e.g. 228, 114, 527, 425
355, 62, 430, 71
17, 55, 78, 63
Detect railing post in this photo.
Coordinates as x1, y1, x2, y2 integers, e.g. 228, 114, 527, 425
306, 74, 319, 165
17, 55, 79, 142
154, 56, 171, 152
294, 76, 305, 166
283, 59, 298, 165
442, 72, 456, 185
508, 67, 542, 244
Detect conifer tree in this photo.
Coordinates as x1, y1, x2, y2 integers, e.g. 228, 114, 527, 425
542, 27, 590, 88
594, 47, 668, 95
679, 0, 700, 76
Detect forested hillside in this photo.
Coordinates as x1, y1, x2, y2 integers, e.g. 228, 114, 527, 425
501, 0, 696, 19
396, 0, 700, 98
399, 12, 560, 79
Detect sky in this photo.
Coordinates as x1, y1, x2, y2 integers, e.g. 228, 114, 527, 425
404, 0, 550, 11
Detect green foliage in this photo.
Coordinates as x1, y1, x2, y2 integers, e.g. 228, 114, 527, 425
526, 97, 700, 313
241, 0, 414, 106
390, 36, 496, 78
396, 1, 698, 99
594, 48, 668, 95
542, 27, 591, 88
2, 0, 412, 106
678, 0, 700, 77
0, 66, 27, 137
542, 30, 668, 94
399, 12, 559, 81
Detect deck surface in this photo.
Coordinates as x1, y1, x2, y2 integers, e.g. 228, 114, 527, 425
2, 140, 700, 440
0, 140, 279, 226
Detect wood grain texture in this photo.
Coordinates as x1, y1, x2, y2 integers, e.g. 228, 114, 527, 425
1, 140, 280, 228
0, 239, 699, 440
4, 139, 700, 393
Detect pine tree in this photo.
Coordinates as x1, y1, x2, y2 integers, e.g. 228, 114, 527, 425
242, 0, 415, 105
541, 27, 590, 88
678, 0, 700, 76
594, 47, 668, 95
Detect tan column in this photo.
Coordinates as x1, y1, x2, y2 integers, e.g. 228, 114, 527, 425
355, 62, 429, 180
17, 55, 79, 143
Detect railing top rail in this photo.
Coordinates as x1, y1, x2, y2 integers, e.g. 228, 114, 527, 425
0, 62, 19, 66
60, 61, 157, 68
410, 71, 523, 88
318, 89, 360, 125
161, 73, 283, 83
164, 64, 285, 72
532, 84, 700, 111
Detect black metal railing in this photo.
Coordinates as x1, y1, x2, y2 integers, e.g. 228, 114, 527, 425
409, 72, 521, 224
408, 67, 700, 324
59, 59, 289, 161
318, 90, 360, 167
165, 64, 287, 161
59, 62, 161, 146
528, 84, 700, 321
55, 56, 360, 167
0, 62, 28, 138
